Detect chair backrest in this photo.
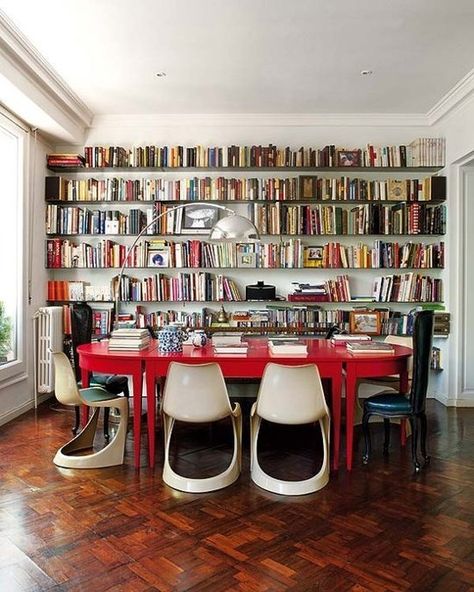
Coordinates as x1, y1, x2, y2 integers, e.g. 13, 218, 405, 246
384, 334, 413, 378
163, 362, 233, 422
409, 311, 434, 413
256, 363, 329, 424
52, 351, 83, 406
71, 303, 93, 381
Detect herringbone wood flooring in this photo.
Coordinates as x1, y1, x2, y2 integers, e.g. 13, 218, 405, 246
0, 398, 473, 591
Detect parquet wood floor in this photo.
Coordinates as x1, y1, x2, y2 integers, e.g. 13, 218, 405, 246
0, 398, 473, 591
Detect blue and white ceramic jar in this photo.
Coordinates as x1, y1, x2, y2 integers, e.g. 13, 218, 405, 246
190, 329, 207, 348
157, 323, 187, 354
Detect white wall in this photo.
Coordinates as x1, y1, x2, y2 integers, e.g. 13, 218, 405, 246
0, 133, 50, 425
435, 92, 474, 406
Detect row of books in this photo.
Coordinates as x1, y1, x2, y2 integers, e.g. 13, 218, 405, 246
300, 176, 445, 202
45, 175, 445, 204
250, 203, 446, 236
113, 272, 242, 303
72, 139, 445, 169
372, 274, 443, 302
46, 201, 446, 237
61, 303, 114, 336
316, 240, 444, 269
47, 281, 111, 302
46, 237, 445, 270
46, 204, 148, 235
130, 304, 448, 337
289, 275, 352, 302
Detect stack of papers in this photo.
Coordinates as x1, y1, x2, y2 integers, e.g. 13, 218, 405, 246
108, 328, 151, 351
268, 339, 308, 355
346, 342, 395, 355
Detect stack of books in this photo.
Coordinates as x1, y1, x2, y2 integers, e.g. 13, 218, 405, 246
288, 282, 329, 302
346, 342, 395, 355
213, 344, 249, 355
47, 153, 85, 168
330, 334, 371, 345
268, 339, 308, 356
108, 328, 151, 351
211, 332, 243, 347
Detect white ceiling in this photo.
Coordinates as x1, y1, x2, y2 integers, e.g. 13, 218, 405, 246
1, 0, 474, 115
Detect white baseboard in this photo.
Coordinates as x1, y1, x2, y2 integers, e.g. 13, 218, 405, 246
0, 392, 53, 427
434, 393, 474, 407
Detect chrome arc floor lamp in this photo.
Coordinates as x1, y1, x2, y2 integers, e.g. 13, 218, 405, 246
113, 203, 260, 329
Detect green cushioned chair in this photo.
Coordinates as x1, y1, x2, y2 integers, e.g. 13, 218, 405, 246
362, 310, 434, 472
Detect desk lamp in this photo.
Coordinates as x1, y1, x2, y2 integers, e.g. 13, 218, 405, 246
113, 203, 260, 329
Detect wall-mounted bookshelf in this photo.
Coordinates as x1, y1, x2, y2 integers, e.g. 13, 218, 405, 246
45, 139, 448, 337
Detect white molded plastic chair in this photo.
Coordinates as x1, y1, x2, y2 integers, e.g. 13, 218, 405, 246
162, 362, 242, 493
250, 363, 330, 496
52, 352, 128, 469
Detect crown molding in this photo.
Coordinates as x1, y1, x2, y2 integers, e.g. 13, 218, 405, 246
91, 112, 429, 129
427, 68, 474, 126
0, 10, 92, 140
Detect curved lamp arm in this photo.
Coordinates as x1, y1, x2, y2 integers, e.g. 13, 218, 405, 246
113, 202, 253, 330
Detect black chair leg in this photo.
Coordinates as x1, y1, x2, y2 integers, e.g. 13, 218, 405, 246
409, 416, 421, 472
383, 418, 390, 456
103, 408, 110, 441
73, 406, 80, 435
362, 411, 371, 464
419, 413, 430, 466
122, 383, 130, 398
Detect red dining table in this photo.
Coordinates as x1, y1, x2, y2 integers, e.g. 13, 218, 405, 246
144, 338, 348, 471
78, 339, 411, 472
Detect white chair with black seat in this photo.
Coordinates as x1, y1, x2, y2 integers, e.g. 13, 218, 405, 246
162, 362, 242, 493
52, 351, 128, 469
250, 363, 330, 496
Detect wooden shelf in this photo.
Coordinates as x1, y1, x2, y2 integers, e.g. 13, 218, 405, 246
47, 166, 444, 174
46, 232, 447, 238
47, 299, 444, 305
45, 198, 447, 206
46, 266, 445, 271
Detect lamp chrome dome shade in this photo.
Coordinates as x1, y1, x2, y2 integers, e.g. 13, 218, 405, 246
209, 213, 261, 242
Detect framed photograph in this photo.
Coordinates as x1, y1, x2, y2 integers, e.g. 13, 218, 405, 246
181, 204, 220, 234
303, 245, 324, 268
147, 248, 169, 267
349, 310, 381, 335
299, 176, 318, 200
237, 252, 257, 268
337, 149, 361, 167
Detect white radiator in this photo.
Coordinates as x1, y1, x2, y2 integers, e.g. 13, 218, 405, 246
33, 307, 64, 400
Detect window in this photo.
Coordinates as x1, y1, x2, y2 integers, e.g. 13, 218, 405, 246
0, 113, 24, 376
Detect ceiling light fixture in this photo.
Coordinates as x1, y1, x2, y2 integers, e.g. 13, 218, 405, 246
156, 72, 167, 77
360, 70, 374, 76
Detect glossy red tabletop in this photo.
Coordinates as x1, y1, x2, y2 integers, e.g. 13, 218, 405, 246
77, 341, 158, 360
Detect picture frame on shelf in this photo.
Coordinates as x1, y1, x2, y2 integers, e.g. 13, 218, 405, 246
237, 252, 257, 268
303, 246, 323, 268
299, 176, 318, 200
181, 204, 220, 234
147, 248, 170, 268
349, 310, 381, 335
337, 149, 361, 167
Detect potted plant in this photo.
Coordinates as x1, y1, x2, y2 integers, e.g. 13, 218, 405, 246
0, 302, 12, 363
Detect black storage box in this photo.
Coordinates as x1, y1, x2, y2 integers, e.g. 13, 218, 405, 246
246, 281, 276, 301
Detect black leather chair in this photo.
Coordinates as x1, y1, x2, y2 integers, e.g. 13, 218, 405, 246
71, 303, 129, 440
362, 310, 434, 472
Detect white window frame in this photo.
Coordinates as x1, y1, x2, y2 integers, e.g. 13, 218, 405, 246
0, 113, 27, 384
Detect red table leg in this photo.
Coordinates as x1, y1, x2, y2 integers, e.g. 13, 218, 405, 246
331, 372, 342, 471
146, 369, 157, 468
80, 368, 91, 426
132, 371, 143, 469
399, 362, 409, 447
345, 368, 357, 471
